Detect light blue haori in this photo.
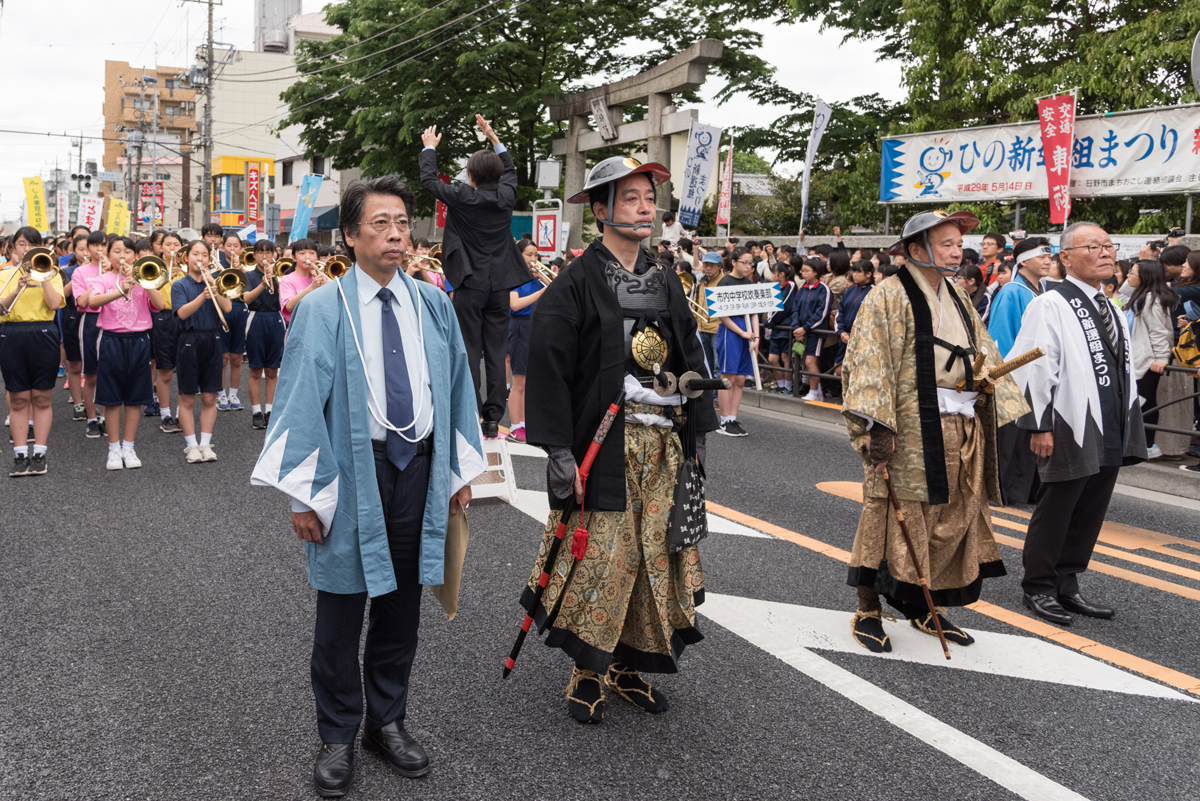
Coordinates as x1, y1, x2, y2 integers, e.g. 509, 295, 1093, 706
251, 265, 485, 596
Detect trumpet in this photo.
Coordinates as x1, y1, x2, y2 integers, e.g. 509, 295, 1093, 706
0, 247, 61, 314
133, 256, 169, 291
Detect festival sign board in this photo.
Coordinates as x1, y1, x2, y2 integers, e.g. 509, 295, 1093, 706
1036, 93, 1076, 224
880, 103, 1200, 204
22, 177, 48, 231
678, 122, 722, 228
705, 282, 782, 317
56, 188, 69, 232
715, 139, 734, 226
78, 196, 102, 230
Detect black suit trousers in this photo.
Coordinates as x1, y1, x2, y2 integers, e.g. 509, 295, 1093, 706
310, 448, 430, 744
453, 284, 510, 423
1020, 465, 1120, 597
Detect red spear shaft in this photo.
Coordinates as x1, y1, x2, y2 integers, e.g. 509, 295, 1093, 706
503, 389, 625, 679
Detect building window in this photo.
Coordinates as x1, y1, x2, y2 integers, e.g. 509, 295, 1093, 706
165, 78, 181, 90
229, 174, 245, 210
282, 161, 293, 186
311, 156, 326, 176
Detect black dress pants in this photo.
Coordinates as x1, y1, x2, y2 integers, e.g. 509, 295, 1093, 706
452, 283, 510, 423
1021, 465, 1120, 597
310, 448, 430, 744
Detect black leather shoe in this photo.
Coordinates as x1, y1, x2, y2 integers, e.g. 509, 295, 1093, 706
362, 721, 430, 778
481, 420, 499, 438
1058, 592, 1115, 619
312, 742, 354, 798
1023, 593, 1072, 626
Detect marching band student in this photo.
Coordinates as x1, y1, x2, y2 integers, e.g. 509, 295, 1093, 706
131, 238, 161, 418
278, 238, 326, 325
1, 227, 65, 476
216, 231, 248, 412
201, 222, 224, 250
87, 236, 164, 470
61, 234, 90, 420
172, 240, 232, 463
241, 240, 284, 430
715, 247, 760, 437
792, 258, 833, 402
505, 241, 546, 443
154, 232, 185, 433
73, 231, 112, 438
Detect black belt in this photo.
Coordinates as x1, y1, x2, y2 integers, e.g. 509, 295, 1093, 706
372, 436, 433, 455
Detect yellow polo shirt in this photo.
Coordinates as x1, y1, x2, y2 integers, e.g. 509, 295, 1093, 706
0, 266, 65, 322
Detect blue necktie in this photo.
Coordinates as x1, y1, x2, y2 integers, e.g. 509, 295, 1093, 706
377, 287, 417, 471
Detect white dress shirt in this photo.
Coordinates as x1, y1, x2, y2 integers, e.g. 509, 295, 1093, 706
355, 264, 434, 443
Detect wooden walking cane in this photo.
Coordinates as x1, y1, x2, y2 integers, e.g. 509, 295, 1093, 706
880, 465, 951, 660
503, 388, 626, 679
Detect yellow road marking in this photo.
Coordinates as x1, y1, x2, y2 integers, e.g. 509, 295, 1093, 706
706, 498, 1200, 696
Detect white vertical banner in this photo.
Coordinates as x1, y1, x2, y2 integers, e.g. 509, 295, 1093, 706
716, 136, 734, 227
801, 99, 833, 225
77, 196, 103, 230
56, 188, 69, 231
678, 121, 723, 229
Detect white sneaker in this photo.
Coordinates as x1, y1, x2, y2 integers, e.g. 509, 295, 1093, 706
801, 390, 822, 401
200, 444, 218, 462
122, 447, 142, 469
184, 445, 203, 464
106, 449, 124, 470
1146, 444, 1162, 459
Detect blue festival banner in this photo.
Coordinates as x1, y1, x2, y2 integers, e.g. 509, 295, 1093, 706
678, 122, 722, 228
288, 174, 324, 243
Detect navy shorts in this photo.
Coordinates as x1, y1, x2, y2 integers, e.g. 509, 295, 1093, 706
152, 309, 181, 371
176, 330, 225, 395
95, 330, 154, 407
715, 319, 754, 377
220, 302, 248, 355
768, 334, 792, 356
245, 311, 286, 370
804, 332, 825, 358
0, 322, 61, 392
507, 314, 532, 375
79, 312, 101, 375
62, 306, 82, 362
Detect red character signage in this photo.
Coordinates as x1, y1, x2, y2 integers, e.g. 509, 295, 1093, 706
247, 162, 261, 223
1037, 93, 1076, 225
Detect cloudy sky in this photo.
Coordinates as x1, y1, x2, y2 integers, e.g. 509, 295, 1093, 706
0, 0, 903, 223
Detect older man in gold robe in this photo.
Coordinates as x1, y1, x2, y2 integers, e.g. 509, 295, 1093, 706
841, 210, 1028, 652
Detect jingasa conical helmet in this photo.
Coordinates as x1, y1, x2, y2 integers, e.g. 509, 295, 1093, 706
888, 209, 980, 273
566, 156, 671, 204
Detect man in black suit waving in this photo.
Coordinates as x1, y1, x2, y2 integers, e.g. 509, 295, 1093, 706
420, 114, 530, 437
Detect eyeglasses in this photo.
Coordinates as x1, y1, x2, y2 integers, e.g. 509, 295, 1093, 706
736, 259, 754, 266
1061, 243, 1117, 254
359, 218, 410, 234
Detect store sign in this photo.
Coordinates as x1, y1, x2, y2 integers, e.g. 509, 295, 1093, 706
247, 162, 261, 223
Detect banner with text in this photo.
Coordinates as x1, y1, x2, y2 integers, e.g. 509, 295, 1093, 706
715, 138, 734, 226
288, 174, 324, 243
801, 99, 832, 224
247, 162, 261, 224
705, 282, 782, 317
1037, 93, 1076, 224
105, 199, 130, 236
78, 196, 102, 230
22, 177, 48, 231
56, 187, 69, 231
138, 181, 165, 226
678, 121, 723, 228
880, 103, 1200, 203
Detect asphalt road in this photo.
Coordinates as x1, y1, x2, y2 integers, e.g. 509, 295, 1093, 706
2, 382, 1198, 800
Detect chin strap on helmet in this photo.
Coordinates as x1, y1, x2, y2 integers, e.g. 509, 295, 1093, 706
597, 183, 656, 233
905, 231, 960, 276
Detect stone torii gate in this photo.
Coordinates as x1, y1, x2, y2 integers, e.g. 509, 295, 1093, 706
546, 38, 724, 249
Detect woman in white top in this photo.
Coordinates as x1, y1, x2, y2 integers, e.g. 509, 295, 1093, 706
1127, 258, 1179, 458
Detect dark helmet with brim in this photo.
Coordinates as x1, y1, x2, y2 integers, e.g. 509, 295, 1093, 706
888, 210, 980, 257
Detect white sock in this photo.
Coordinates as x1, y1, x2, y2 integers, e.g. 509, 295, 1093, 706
217, 392, 227, 401
13, 446, 28, 457
184, 435, 197, 448
108, 442, 121, 452
511, 421, 524, 430
264, 404, 272, 413
87, 418, 97, 424
32, 444, 46, 456
200, 432, 212, 447
720, 415, 734, 424
251, 404, 262, 414
229, 389, 238, 401
161, 408, 171, 420
122, 440, 134, 451
98, 415, 105, 422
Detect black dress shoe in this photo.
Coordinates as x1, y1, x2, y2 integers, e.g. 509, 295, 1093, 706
481, 420, 499, 438
1023, 593, 1072, 626
313, 742, 354, 798
1058, 592, 1115, 619
362, 721, 430, 778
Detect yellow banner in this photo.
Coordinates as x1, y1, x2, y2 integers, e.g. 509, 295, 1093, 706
22, 177, 48, 231
106, 199, 130, 236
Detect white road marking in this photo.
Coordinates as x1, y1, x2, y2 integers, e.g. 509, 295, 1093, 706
699, 592, 1094, 801
700, 593, 1195, 703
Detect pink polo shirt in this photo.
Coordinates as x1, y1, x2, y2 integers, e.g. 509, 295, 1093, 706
88, 273, 155, 332
72, 264, 102, 313
278, 272, 314, 324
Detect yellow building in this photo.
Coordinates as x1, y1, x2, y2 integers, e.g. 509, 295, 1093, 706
210, 156, 275, 231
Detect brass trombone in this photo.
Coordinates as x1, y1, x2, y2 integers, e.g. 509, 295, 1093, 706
0, 247, 61, 314
408, 253, 444, 276
133, 256, 169, 291
276, 257, 296, 277
527, 260, 555, 286
214, 268, 248, 299
317, 255, 352, 280
241, 250, 256, 268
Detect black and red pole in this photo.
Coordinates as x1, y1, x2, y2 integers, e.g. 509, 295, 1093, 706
502, 389, 625, 679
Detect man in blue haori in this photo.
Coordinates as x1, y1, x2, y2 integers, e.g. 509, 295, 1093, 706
251, 176, 485, 798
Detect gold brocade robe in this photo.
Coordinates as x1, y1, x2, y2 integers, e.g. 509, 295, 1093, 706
841, 270, 1029, 503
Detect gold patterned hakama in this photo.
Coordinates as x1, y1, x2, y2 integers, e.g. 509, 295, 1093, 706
520, 421, 705, 675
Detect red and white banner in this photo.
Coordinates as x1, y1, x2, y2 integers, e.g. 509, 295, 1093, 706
247, 162, 261, 223
78, 196, 103, 230
138, 181, 165, 225
435, 173, 450, 228
1036, 93, 1076, 225
715, 138, 734, 226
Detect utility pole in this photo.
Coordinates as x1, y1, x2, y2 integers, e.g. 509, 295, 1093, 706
202, 0, 214, 223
